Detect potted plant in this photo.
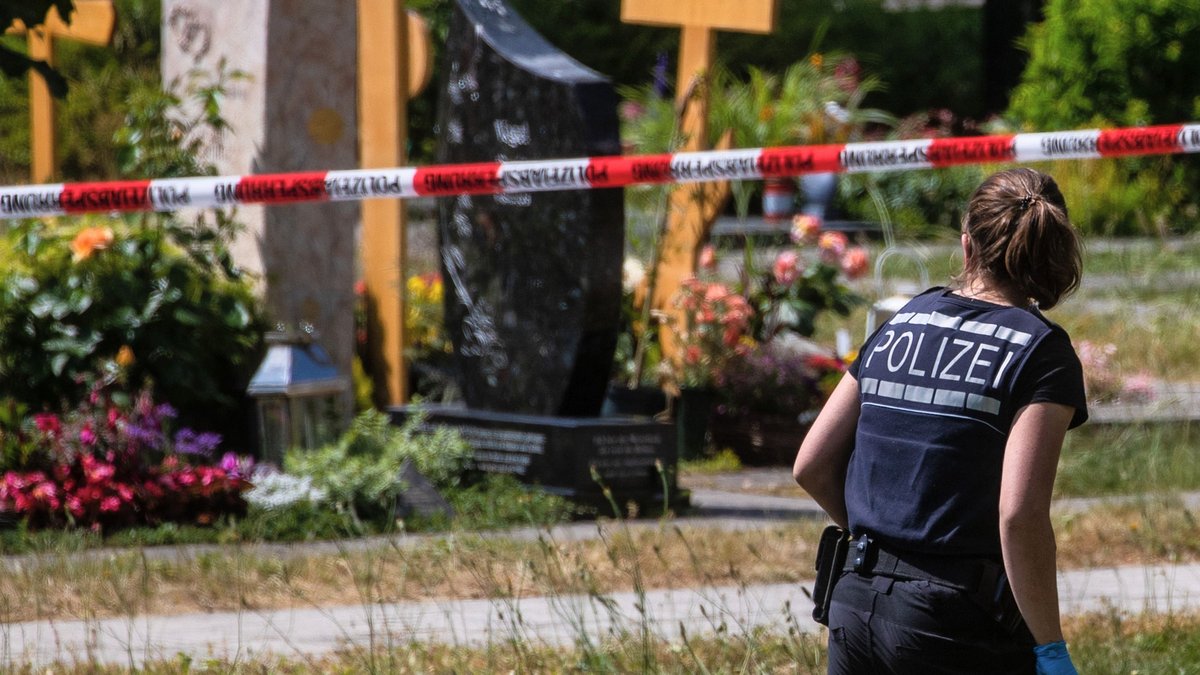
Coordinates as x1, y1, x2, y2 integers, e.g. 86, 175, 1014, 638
709, 53, 893, 221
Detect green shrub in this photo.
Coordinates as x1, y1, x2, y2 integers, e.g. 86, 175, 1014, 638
1007, 0, 1200, 234
0, 214, 263, 440
283, 410, 473, 525
448, 474, 577, 530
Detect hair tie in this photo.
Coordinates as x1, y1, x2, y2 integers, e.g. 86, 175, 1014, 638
1018, 194, 1038, 211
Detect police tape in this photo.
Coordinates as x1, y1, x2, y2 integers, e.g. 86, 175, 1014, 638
3, 123, 1199, 220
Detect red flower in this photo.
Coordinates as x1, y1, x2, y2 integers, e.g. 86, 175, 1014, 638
34, 413, 62, 436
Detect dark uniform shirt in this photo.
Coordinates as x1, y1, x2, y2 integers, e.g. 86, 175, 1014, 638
846, 287, 1088, 559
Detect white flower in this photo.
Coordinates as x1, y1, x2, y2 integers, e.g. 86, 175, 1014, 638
246, 467, 328, 510
824, 101, 850, 124
623, 258, 646, 293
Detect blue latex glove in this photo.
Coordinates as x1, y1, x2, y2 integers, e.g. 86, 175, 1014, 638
1034, 640, 1078, 675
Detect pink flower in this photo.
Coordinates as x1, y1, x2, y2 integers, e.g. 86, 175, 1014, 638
82, 455, 114, 484
773, 250, 801, 285
840, 247, 870, 280
818, 231, 848, 263
79, 422, 97, 446
684, 345, 703, 365
100, 496, 121, 512
618, 100, 645, 122
1121, 373, 1156, 404
698, 244, 717, 271
34, 413, 61, 436
791, 214, 822, 244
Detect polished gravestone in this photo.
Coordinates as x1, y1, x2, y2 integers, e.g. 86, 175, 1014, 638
392, 0, 676, 510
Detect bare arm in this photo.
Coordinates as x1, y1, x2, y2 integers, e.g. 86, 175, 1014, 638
793, 373, 860, 528
1000, 401, 1075, 645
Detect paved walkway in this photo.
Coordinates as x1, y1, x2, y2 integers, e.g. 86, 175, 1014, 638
5, 486, 1200, 668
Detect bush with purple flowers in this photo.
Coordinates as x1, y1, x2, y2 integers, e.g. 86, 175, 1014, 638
0, 382, 253, 532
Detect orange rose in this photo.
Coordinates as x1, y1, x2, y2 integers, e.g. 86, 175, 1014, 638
70, 226, 114, 262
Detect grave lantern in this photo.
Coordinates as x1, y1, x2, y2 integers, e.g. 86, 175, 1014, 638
247, 325, 349, 465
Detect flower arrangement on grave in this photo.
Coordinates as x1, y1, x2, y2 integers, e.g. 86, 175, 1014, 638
668, 277, 755, 391
661, 214, 867, 460
0, 382, 254, 531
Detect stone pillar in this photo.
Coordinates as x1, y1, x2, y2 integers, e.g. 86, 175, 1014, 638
161, 0, 359, 378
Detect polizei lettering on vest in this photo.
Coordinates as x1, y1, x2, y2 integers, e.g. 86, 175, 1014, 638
863, 329, 1015, 389
1, 191, 61, 216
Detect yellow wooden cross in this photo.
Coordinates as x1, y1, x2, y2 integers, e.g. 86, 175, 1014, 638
621, 0, 778, 363
7, 0, 116, 183
357, 0, 433, 406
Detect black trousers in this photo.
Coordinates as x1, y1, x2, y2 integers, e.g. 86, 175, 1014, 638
826, 571, 1036, 675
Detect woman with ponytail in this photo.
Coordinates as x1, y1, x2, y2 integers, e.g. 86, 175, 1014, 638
795, 168, 1085, 674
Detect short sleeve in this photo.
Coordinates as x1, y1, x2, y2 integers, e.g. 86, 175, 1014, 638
1012, 329, 1089, 428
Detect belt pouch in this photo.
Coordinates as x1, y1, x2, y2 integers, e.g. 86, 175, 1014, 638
811, 525, 851, 625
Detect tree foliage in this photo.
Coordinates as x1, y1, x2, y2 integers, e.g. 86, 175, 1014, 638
1006, 0, 1200, 235
1008, 0, 1200, 129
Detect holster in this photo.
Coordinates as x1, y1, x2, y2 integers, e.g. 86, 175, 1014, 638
971, 562, 1026, 636
811, 525, 851, 625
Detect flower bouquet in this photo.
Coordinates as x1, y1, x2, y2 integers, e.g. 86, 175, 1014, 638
665, 213, 867, 461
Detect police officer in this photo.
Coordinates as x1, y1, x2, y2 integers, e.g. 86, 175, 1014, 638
794, 168, 1084, 674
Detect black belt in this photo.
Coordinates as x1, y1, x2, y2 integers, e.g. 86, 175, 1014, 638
841, 534, 1000, 593
839, 533, 1026, 635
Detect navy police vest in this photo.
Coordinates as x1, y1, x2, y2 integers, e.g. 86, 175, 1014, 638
846, 288, 1087, 558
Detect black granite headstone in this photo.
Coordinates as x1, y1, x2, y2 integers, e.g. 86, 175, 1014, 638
400, 0, 682, 514
434, 0, 623, 417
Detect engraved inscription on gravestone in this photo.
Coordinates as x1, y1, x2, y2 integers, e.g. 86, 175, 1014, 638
435, 0, 624, 418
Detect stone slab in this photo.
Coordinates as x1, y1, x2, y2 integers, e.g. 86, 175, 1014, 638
390, 405, 680, 512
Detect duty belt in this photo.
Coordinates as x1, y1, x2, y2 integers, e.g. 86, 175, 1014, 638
842, 533, 999, 593
838, 533, 1026, 635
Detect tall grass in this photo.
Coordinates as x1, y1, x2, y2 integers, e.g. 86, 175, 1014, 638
1058, 422, 1200, 497
5, 612, 1200, 673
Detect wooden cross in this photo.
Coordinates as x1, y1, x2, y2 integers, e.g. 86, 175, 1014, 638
7, 0, 116, 183
357, 0, 433, 406
620, 0, 778, 362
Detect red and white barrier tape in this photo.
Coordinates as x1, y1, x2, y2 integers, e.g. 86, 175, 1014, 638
3, 123, 1199, 220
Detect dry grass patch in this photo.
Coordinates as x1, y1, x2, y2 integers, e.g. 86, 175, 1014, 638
1, 498, 1197, 625
0, 523, 824, 623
